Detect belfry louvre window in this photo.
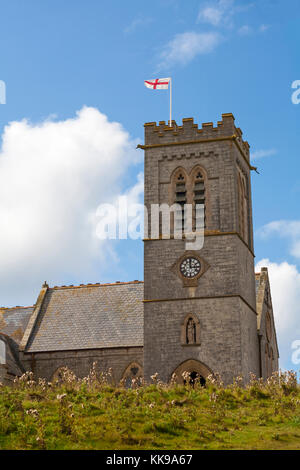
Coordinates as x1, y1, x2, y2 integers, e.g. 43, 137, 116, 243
193, 171, 206, 230
238, 172, 248, 243
174, 173, 186, 231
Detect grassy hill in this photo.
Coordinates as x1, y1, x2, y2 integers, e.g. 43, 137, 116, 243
0, 368, 299, 450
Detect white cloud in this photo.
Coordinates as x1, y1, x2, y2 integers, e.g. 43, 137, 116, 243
197, 2, 266, 36
238, 24, 270, 35
197, 0, 235, 26
0, 107, 142, 306
158, 31, 221, 69
90, 172, 144, 242
258, 220, 300, 259
255, 259, 300, 369
197, 6, 224, 26
251, 148, 277, 160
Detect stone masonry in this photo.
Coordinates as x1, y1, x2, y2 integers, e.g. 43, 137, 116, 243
142, 114, 275, 384
0, 113, 279, 385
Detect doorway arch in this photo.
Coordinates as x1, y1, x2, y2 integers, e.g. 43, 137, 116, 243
171, 359, 212, 386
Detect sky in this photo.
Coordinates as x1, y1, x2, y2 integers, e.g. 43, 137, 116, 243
0, 0, 299, 371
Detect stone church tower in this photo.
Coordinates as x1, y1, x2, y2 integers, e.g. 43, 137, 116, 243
0, 113, 278, 386
143, 113, 261, 385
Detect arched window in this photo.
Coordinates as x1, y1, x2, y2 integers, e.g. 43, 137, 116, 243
266, 311, 272, 342
121, 362, 143, 388
174, 171, 187, 232
0, 338, 5, 365
270, 347, 274, 374
193, 170, 206, 230
265, 288, 270, 305
265, 343, 270, 378
171, 166, 208, 235
181, 314, 201, 345
238, 171, 248, 243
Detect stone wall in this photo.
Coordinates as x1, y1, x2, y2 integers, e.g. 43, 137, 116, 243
256, 269, 279, 378
144, 296, 259, 385
143, 113, 260, 385
20, 346, 143, 383
0, 364, 7, 384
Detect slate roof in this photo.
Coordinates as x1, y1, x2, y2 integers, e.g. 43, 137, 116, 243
26, 282, 144, 352
0, 306, 34, 344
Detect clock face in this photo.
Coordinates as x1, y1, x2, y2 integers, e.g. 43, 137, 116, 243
180, 257, 201, 278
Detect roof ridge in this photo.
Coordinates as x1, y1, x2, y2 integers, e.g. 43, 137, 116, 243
51, 280, 144, 290
0, 305, 34, 311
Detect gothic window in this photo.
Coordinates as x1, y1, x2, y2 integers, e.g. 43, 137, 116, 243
265, 343, 271, 378
238, 172, 248, 243
121, 362, 143, 388
270, 346, 274, 361
0, 339, 5, 365
270, 348, 274, 374
174, 171, 187, 232
171, 166, 208, 234
266, 311, 272, 342
265, 289, 270, 305
181, 314, 201, 345
193, 171, 206, 230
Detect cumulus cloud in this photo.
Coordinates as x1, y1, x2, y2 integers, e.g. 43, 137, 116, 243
255, 259, 300, 369
0, 107, 142, 306
158, 31, 221, 69
91, 172, 144, 242
251, 148, 277, 160
258, 220, 300, 259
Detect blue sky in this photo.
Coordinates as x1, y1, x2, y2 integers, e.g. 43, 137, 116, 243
0, 0, 299, 370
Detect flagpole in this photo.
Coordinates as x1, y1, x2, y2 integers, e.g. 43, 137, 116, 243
169, 78, 172, 127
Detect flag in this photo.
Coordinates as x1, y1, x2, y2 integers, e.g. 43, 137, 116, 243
144, 78, 170, 90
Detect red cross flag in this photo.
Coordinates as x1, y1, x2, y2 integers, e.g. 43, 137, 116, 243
144, 77, 171, 90
144, 77, 173, 127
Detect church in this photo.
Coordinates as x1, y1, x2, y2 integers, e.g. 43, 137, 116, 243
0, 113, 279, 386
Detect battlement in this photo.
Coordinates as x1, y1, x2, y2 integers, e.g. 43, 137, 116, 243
143, 113, 250, 159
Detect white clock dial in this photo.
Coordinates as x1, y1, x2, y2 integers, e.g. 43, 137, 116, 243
180, 257, 201, 278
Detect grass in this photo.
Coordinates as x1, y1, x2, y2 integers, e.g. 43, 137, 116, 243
0, 368, 300, 450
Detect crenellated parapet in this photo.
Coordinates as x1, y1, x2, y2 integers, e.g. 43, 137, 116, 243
143, 113, 250, 161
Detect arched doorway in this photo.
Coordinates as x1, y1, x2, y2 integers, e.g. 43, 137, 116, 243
171, 359, 212, 386
187, 371, 206, 387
